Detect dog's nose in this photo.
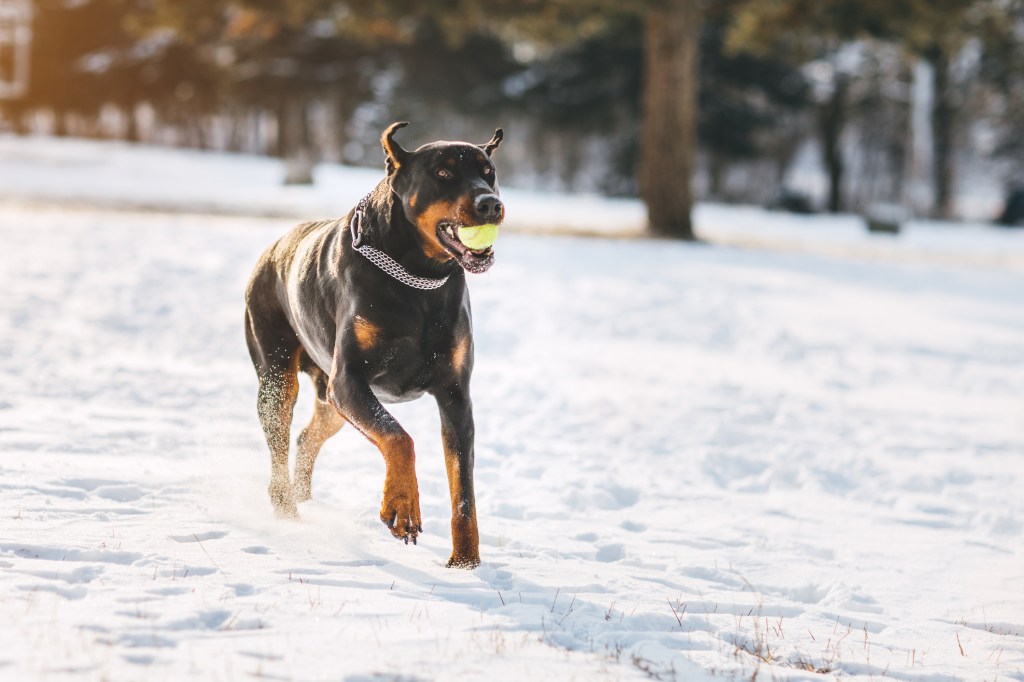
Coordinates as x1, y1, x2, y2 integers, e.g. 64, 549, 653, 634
474, 195, 504, 222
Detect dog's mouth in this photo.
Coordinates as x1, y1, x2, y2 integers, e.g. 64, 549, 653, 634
437, 222, 495, 274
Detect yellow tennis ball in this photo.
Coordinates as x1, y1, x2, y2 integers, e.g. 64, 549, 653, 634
457, 224, 499, 250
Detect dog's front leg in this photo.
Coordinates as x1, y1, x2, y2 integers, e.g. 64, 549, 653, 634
328, 367, 422, 544
435, 385, 480, 568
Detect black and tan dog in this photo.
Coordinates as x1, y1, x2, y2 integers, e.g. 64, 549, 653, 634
244, 122, 503, 568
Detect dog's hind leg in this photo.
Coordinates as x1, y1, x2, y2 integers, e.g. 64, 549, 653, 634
245, 305, 302, 518
257, 350, 301, 517
294, 395, 346, 502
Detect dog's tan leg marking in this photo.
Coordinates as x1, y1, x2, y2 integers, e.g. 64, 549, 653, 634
452, 335, 471, 374
373, 431, 422, 543
435, 385, 479, 568
328, 369, 422, 543
258, 349, 301, 518
293, 398, 346, 502
446, 338, 477, 565
442, 426, 479, 568
353, 316, 380, 352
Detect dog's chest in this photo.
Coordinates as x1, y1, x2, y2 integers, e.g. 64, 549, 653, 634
362, 320, 458, 404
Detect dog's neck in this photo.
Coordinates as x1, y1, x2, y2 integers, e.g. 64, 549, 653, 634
352, 182, 459, 281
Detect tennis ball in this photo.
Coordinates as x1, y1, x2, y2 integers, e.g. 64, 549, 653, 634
457, 224, 500, 250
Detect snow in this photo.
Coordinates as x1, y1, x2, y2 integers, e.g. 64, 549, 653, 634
1, 138, 1023, 681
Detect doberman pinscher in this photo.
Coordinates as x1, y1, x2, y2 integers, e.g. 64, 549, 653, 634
244, 122, 503, 568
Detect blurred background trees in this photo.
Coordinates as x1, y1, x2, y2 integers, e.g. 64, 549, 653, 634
2, 0, 1023, 231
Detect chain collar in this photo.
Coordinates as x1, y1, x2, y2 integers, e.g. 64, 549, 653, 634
348, 193, 450, 291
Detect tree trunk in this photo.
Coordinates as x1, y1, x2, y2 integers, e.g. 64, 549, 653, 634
709, 151, 726, 199
819, 75, 847, 213
274, 95, 288, 159
192, 115, 208, 149
124, 104, 139, 142
227, 108, 243, 152
930, 49, 954, 220
333, 92, 352, 162
54, 109, 69, 137
2, 102, 29, 135
281, 95, 314, 185
903, 59, 933, 216
640, 0, 701, 240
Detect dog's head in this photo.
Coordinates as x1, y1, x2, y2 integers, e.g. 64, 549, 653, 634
382, 122, 504, 274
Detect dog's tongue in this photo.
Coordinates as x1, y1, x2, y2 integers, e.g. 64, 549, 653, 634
457, 224, 499, 251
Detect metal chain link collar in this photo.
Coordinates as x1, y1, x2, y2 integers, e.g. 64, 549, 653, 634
348, 193, 450, 291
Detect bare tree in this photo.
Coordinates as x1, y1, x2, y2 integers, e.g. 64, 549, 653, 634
640, 1, 701, 238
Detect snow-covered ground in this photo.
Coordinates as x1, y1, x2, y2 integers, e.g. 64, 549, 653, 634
1, 139, 1023, 681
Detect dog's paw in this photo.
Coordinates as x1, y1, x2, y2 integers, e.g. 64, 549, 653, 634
268, 480, 299, 519
380, 491, 422, 545
446, 553, 480, 569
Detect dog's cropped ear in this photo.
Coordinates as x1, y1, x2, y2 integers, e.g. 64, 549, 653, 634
382, 121, 411, 174
481, 128, 503, 157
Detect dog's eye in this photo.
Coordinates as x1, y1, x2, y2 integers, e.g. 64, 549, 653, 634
435, 168, 452, 179
482, 167, 492, 176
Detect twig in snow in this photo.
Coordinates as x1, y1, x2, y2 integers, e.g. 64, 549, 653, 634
667, 599, 684, 627
193, 533, 223, 573
558, 595, 577, 625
